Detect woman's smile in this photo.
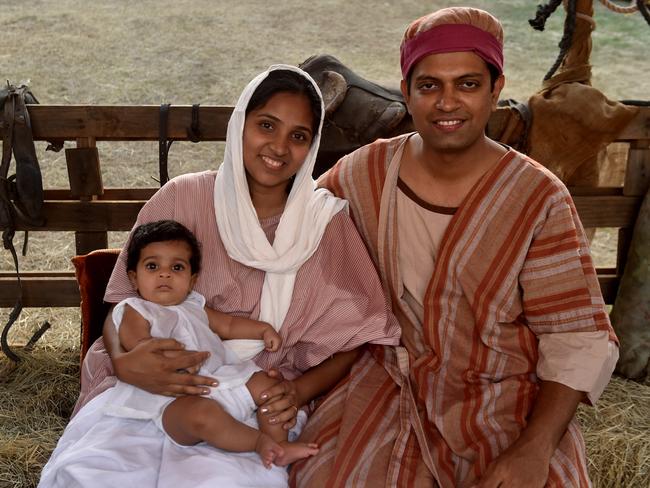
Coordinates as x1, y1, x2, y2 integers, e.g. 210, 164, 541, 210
260, 155, 287, 170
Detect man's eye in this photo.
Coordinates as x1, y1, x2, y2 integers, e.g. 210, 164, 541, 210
418, 82, 437, 91
460, 81, 479, 89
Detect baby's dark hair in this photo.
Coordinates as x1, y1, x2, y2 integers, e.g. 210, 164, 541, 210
246, 69, 322, 136
126, 220, 202, 274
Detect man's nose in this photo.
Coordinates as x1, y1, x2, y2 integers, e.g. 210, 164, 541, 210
434, 85, 460, 112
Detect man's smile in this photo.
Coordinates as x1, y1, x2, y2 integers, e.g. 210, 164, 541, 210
433, 118, 465, 132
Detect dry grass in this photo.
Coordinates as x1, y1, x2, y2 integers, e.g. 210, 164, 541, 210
578, 376, 650, 487
0, 348, 78, 488
0, 1, 649, 487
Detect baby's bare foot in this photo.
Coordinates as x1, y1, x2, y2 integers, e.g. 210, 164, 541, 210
255, 433, 285, 469
274, 441, 319, 467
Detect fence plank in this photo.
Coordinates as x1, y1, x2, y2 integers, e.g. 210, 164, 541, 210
0, 275, 80, 307
14, 201, 144, 231
2, 105, 644, 142
572, 195, 641, 228
1, 273, 614, 308
8, 105, 233, 141
8, 195, 639, 232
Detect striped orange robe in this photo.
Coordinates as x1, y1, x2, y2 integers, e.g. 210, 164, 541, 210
291, 135, 615, 488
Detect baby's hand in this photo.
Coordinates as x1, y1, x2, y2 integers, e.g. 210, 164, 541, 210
263, 327, 281, 352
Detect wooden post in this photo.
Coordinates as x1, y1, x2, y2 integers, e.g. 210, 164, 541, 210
68, 137, 108, 255
617, 139, 650, 274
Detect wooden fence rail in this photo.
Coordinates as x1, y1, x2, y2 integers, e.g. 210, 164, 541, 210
1, 105, 649, 308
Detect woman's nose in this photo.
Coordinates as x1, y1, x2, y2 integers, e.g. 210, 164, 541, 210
269, 134, 289, 156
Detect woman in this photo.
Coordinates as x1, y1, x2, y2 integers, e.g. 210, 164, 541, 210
39, 65, 400, 487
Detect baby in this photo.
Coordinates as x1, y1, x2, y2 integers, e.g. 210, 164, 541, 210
104, 219, 318, 467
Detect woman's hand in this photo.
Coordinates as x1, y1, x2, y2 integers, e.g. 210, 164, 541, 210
113, 337, 218, 396
258, 368, 300, 430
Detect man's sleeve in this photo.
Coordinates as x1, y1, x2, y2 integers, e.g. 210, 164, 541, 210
520, 187, 618, 402
537, 331, 618, 404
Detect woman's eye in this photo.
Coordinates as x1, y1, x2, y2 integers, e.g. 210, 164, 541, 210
292, 132, 309, 142
259, 121, 273, 130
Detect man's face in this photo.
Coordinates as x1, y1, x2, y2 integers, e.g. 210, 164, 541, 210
401, 51, 504, 156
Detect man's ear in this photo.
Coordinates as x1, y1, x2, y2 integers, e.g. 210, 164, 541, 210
491, 74, 505, 110
400, 79, 411, 113
128, 270, 138, 291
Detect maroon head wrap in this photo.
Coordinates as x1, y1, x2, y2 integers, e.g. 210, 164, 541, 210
400, 23, 504, 79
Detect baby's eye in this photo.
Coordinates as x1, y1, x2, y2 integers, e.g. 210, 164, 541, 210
172, 264, 185, 271
145, 262, 157, 270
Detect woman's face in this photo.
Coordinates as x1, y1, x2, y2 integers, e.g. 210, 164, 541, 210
242, 91, 315, 196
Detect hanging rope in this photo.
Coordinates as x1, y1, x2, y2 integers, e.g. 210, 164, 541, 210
597, 0, 650, 26
598, 0, 638, 14
529, 0, 564, 30
529, 0, 579, 80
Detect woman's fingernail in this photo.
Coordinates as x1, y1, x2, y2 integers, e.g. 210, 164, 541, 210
269, 417, 277, 424
260, 393, 268, 400
202, 388, 209, 394
211, 381, 218, 386
260, 407, 269, 414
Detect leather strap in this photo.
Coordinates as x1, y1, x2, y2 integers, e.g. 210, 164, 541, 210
158, 103, 172, 186
187, 103, 201, 142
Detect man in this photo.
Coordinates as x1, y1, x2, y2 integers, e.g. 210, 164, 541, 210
291, 7, 618, 488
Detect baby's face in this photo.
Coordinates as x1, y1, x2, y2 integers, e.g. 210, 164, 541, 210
128, 240, 196, 306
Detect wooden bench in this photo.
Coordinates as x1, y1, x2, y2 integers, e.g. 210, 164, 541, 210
1, 104, 649, 314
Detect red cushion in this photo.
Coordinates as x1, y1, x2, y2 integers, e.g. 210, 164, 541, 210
71, 249, 120, 361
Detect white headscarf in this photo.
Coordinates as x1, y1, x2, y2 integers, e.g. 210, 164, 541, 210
214, 64, 347, 361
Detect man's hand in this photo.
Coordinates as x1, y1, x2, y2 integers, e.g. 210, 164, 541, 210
113, 337, 218, 396
474, 436, 551, 488
258, 368, 299, 430
262, 327, 281, 352
475, 380, 584, 488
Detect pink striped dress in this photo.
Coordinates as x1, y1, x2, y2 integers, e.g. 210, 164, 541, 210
74, 170, 400, 413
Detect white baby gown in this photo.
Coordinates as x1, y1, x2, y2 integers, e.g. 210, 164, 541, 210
39, 292, 306, 488
104, 291, 261, 425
